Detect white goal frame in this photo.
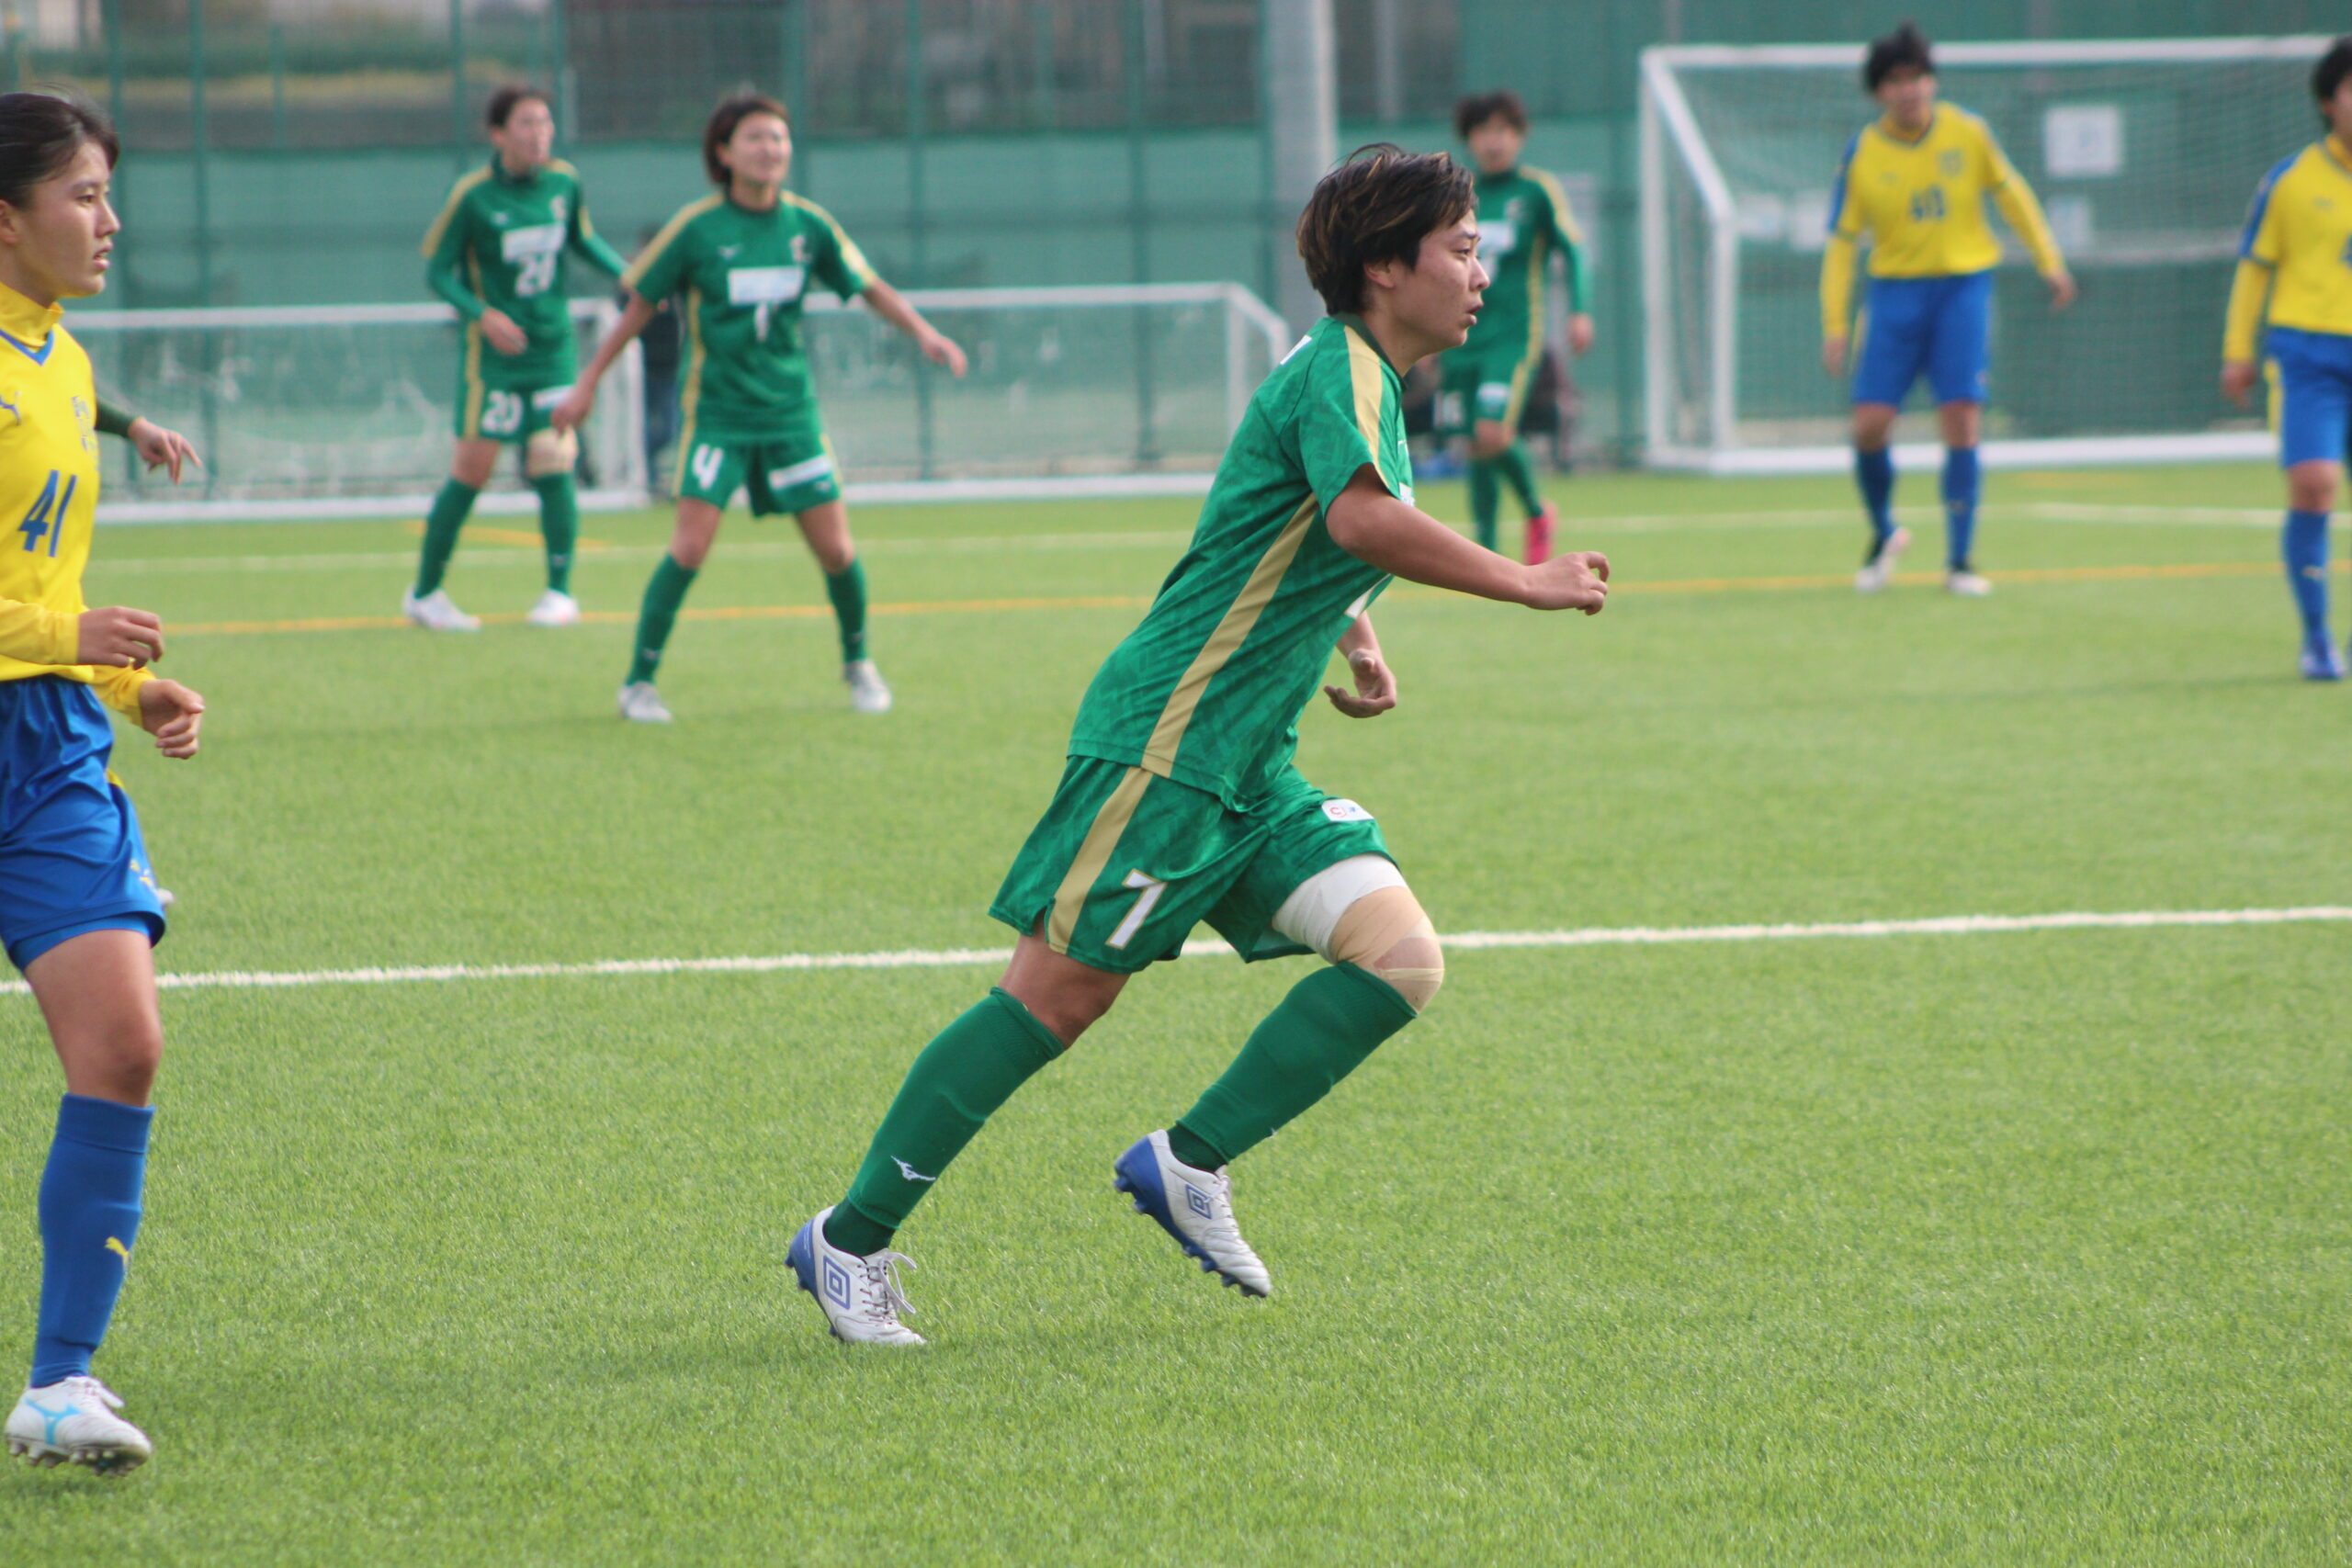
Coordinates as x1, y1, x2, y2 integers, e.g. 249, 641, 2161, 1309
1639, 35, 2335, 475
77, 282, 1291, 524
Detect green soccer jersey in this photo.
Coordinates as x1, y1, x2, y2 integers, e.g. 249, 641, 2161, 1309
1066, 313, 1411, 809
1460, 164, 1589, 366
421, 156, 626, 383
622, 191, 877, 444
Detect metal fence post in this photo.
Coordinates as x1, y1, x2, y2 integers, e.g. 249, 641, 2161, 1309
1125, 0, 1157, 465
190, 0, 218, 493
449, 0, 469, 159
907, 0, 935, 480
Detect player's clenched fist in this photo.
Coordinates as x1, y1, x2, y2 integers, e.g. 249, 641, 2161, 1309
76, 605, 164, 668
136, 679, 205, 759
1521, 550, 1610, 615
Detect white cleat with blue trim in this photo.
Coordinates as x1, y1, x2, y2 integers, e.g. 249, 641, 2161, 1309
1113, 1130, 1271, 1297
6, 1376, 151, 1474
787, 1206, 924, 1346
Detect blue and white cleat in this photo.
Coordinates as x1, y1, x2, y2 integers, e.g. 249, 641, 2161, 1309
787, 1206, 924, 1346
6, 1376, 151, 1474
1113, 1131, 1271, 1297
2301, 643, 2346, 682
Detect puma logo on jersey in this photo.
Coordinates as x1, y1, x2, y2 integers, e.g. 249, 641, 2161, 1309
104, 1237, 130, 1263
892, 1157, 938, 1183
0, 391, 18, 424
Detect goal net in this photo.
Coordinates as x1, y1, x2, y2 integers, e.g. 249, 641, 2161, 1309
1640, 36, 2332, 473
76, 283, 1290, 522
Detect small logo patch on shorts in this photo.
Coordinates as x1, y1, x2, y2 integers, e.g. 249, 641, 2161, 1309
1320, 798, 1374, 823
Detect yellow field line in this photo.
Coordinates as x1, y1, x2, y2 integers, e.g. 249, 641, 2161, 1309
169, 559, 2331, 637
397, 521, 616, 551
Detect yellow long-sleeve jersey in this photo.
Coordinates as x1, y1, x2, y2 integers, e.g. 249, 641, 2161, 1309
2222, 137, 2352, 362
1820, 105, 2065, 337
0, 280, 147, 718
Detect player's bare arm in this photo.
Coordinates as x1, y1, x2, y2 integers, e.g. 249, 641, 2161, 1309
1326, 468, 1607, 613
135, 679, 203, 759
122, 418, 199, 483
1323, 614, 1396, 717
860, 278, 968, 377
549, 290, 659, 431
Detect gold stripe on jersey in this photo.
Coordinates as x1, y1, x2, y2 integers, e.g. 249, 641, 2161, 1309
1343, 327, 1386, 468
1138, 495, 1319, 781
782, 192, 877, 289
459, 255, 488, 437
623, 195, 724, 293
1046, 764, 1155, 953
420, 166, 495, 258
671, 284, 707, 494
1526, 167, 1585, 247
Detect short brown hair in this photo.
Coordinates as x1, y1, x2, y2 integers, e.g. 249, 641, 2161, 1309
1453, 89, 1527, 141
485, 83, 548, 130
1295, 144, 1475, 317
703, 91, 791, 186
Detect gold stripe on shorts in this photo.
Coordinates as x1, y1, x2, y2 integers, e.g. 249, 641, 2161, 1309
1046, 765, 1153, 954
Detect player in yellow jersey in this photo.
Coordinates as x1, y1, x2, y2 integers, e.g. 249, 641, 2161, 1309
0, 94, 208, 1477
2222, 39, 2352, 681
1821, 24, 2074, 596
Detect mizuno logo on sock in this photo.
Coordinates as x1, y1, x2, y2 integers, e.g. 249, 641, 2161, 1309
893, 1157, 938, 1183
104, 1237, 130, 1263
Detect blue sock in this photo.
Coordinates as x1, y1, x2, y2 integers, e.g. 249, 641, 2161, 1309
1942, 446, 1982, 570
31, 1095, 152, 1387
1855, 446, 1894, 559
2284, 509, 2331, 652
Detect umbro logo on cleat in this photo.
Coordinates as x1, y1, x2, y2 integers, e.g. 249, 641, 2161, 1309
1183, 1183, 1214, 1220
822, 1255, 853, 1310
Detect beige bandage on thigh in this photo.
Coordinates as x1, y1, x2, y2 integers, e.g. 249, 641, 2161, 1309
1271, 855, 1444, 1012
525, 426, 579, 479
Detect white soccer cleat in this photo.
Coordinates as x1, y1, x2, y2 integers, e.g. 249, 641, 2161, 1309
525, 589, 581, 627
616, 682, 674, 724
6, 1376, 152, 1475
401, 587, 481, 632
787, 1207, 925, 1346
1945, 570, 1994, 597
1854, 525, 1910, 594
842, 659, 893, 715
1112, 1130, 1271, 1297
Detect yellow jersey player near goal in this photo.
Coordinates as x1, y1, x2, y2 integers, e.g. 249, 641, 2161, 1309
2221, 36, 2352, 682
1820, 23, 2073, 596
0, 92, 210, 1477
781, 147, 1611, 1348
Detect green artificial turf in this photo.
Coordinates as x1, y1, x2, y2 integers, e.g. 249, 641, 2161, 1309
1, 464, 2345, 1563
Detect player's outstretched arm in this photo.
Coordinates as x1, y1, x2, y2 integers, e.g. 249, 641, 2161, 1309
1323, 614, 1397, 718
859, 279, 968, 377
550, 291, 661, 432
1326, 468, 1607, 614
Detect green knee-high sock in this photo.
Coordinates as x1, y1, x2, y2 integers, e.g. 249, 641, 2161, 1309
531, 472, 579, 593
413, 479, 478, 596
1166, 964, 1418, 1170
825, 558, 868, 663
1468, 458, 1501, 550
826, 988, 1064, 1256
1496, 441, 1544, 516
626, 555, 698, 685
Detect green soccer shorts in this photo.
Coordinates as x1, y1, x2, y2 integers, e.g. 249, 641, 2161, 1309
989, 757, 1395, 975
454, 362, 573, 444
1436, 348, 1541, 439
673, 429, 842, 516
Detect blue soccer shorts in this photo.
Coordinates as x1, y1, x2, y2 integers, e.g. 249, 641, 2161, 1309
1851, 270, 1995, 409
0, 676, 165, 972
2266, 325, 2352, 469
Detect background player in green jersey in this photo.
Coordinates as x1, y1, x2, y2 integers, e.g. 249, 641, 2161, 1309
1442, 90, 1592, 565
406, 84, 626, 633
784, 146, 1611, 1347
557, 93, 967, 722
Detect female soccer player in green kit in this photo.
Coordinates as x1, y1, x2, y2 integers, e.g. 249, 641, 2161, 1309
557, 93, 967, 722
784, 147, 1611, 1347
406, 83, 627, 633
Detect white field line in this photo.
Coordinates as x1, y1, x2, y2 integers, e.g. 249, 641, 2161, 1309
84, 504, 2269, 577
11, 905, 2344, 998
